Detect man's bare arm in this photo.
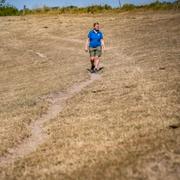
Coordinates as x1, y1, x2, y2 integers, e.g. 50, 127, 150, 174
101, 39, 105, 51
85, 38, 89, 52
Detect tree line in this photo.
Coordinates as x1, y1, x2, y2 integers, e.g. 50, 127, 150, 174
0, 0, 179, 16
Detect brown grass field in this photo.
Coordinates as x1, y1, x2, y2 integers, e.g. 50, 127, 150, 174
0, 10, 180, 179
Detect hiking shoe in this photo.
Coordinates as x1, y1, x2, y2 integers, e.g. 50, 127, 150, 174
90, 69, 95, 73
94, 68, 98, 73
91, 65, 95, 71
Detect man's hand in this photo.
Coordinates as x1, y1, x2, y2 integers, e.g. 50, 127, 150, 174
85, 38, 90, 52
85, 47, 89, 52
102, 45, 105, 52
101, 39, 105, 52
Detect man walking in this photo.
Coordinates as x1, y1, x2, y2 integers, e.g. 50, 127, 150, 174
85, 22, 105, 73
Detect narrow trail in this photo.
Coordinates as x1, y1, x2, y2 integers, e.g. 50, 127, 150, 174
0, 73, 101, 167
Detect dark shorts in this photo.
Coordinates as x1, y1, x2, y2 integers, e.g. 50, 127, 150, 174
89, 46, 102, 57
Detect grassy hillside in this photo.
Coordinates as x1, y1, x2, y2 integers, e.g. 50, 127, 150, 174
0, 10, 179, 179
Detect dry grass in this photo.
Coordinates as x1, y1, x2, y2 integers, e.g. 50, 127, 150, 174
0, 10, 180, 179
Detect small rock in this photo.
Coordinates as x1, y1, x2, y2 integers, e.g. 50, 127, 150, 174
159, 67, 166, 70
169, 123, 180, 129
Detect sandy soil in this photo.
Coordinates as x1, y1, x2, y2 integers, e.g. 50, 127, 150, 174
0, 10, 180, 179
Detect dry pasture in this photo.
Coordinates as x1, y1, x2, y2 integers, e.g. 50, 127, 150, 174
0, 10, 180, 179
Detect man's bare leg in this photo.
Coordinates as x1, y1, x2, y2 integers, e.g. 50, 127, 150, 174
90, 57, 95, 71
94, 56, 100, 70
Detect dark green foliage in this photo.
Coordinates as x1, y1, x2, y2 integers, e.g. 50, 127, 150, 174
143, 0, 177, 10
0, 5, 19, 16
116, 1, 179, 12
121, 4, 136, 11
0, 0, 19, 16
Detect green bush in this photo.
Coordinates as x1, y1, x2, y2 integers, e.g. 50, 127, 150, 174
121, 4, 136, 11
0, 0, 19, 16
42, 6, 50, 12
143, 1, 179, 10
0, 5, 19, 16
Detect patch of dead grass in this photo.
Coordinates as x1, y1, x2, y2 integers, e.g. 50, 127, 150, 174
0, 11, 180, 179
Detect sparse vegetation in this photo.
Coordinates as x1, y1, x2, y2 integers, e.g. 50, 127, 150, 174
121, 4, 137, 11
143, 0, 180, 10
0, 0, 19, 16
26, 1, 180, 15
0, 10, 179, 179
0, 0, 180, 179
0, 1, 179, 16
0, 6, 19, 16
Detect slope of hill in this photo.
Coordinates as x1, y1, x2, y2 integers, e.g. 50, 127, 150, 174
0, 10, 180, 179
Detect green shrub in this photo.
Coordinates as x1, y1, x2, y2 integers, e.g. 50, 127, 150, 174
143, 1, 179, 10
121, 4, 136, 11
0, 5, 19, 16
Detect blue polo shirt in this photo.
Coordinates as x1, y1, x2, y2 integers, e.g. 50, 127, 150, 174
88, 30, 103, 48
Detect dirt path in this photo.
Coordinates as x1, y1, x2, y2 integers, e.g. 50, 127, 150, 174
0, 73, 101, 167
